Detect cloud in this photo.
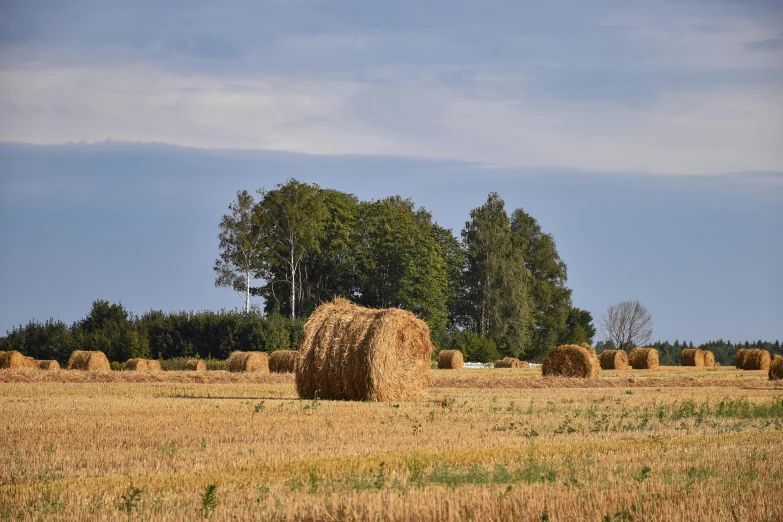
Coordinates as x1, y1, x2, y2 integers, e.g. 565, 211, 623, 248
746, 37, 783, 51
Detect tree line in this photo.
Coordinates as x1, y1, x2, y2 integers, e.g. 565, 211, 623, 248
595, 338, 782, 366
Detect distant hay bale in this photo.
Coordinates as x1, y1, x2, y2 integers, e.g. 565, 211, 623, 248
494, 357, 528, 368
147, 360, 162, 372
37, 360, 60, 370
269, 350, 298, 373
67, 350, 111, 371
542, 344, 600, 379
681, 349, 706, 367
0, 351, 37, 369
735, 349, 748, 369
743, 349, 771, 371
599, 350, 629, 370
628, 348, 659, 370
703, 351, 715, 367
295, 298, 433, 402
438, 350, 464, 370
225, 351, 269, 373
124, 358, 149, 371
713, 361, 721, 367
185, 359, 206, 371
770, 355, 783, 381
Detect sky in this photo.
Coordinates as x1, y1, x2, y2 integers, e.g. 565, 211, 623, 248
0, 0, 781, 343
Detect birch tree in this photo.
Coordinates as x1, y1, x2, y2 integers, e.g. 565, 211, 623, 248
600, 300, 653, 351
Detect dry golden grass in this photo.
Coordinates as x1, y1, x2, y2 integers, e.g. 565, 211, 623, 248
1, 367, 781, 521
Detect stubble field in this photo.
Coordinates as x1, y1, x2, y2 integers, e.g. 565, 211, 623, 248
1, 367, 782, 521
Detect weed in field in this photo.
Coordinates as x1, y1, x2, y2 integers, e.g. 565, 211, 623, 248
118, 485, 143, 516
201, 484, 217, 518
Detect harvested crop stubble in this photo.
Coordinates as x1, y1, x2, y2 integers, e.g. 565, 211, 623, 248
36, 360, 60, 370
599, 350, 629, 370
296, 298, 433, 401
0, 351, 37, 369
225, 351, 269, 373
770, 355, 783, 381
743, 349, 771, 371
438, 350, 464, 369
542, 344, 600, 379
494, 357, 529, 368
185, 359, 206, 371
703, 350, 715, 367
735, 349, 748, 369
628, 348, 659, 369
269, 350, 298, 373
67, 350, 111, 371
681, 349, 706, 366
124, 358, 149, 371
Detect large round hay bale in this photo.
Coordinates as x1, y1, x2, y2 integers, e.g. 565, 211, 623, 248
0, 351, 36, 369
628, 348, 659, 369
225, 351, 269, 373
703, 350, 715, 367
438, 350, 464, 370
494, 357, 528, 368
542, 344, 600, 379
681, 349, 706, 366
185, 359, 206, 371
735, 349, 748, 369
599, 350, 629, 370
295, 298, 433, 402
125, 358, 149, 371
743, 349, 771, 370
769, 355, 783, 381
67, 350, 111, 371
269, 350, 298, 373
147, 360, 162, 372
37, 360, 61, 370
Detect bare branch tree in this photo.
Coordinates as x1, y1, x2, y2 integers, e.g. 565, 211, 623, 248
600, 300, 653, 352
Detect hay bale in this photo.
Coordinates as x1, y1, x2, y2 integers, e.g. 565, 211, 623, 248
67, 350, 111, 371
494, 357, 528, 368
681, 349, 706, 367
599, 350, 629, 370
269, 350, 298, 373
438, 350, 464, 370
770, 355, 783, 381
743, 349, 771, 371
542, 344, 600, 379
628, 348, 659, 369
295, 298, 433, 402
713, 361, 721, 367
124, 358, 149, 371
703, 350, 715, 367
37, 360, 61, 370
185, 359, 206, 371
147, 360, 162, 372
225, 351, 269, 373
0, 351, 36, 369
735, 349, 748, 369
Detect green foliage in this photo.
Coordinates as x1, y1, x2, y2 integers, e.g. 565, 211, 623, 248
201, 484, 217, 518
440, 331, 500, 363
118, 484, 143, 516
560, 307, 596, 346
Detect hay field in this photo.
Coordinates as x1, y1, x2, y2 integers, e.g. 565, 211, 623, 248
1, 368, 782, 521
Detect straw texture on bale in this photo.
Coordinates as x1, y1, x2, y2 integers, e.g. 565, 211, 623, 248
743, 349, 771, 371
185, 359, 206, 371
494, 357, 529, 368
599, 350, 629, 370
703, 350, 715, 367
628, 348, 659, 369
681, 349, 706, 367
269, 350, 298, 373
0, 351, 37, 369
147, 360, 162, 372
770, 355, 783, 381
225, 351, 269, 373
438, 350, 464, 370
735, 349, 748, 369
37, 360, 60, 370
542, 344, 600, 379
67, 350, 111, 371
124, 358, 149, 371
295, 298, 433, 402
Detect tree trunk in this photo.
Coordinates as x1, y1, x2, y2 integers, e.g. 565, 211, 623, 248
290, 250, 296, 319
246, 271, 250, 314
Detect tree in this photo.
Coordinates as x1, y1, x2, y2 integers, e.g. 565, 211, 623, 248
559, 307, 596, 346
214, 190, 265, 313
600, 300, 653, 352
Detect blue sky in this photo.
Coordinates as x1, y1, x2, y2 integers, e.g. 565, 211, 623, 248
0, 1, 781, 343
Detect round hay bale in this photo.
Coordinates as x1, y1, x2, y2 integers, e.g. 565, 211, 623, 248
743, 349, 771, 371
295, 298, 433, 402
494, 357, 528, 368
703, 350, 715, 367
599, 349, 629, 370
628, 348, 659, 370
269, 350, 298, 373
0, 350, 36, 369
438, 350, 464, 370
542, 344, 600, 379
713, 361, 721, 367
124, 358, 149, 371
185, 359, 206, 371
67, 350, 111, 371
735, 349, 748, 369
147, 360, 162, 372
769, 355, 783, 381
225, 351, 269, 373
681, 348, 706, 366
37, 360, 61, 370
